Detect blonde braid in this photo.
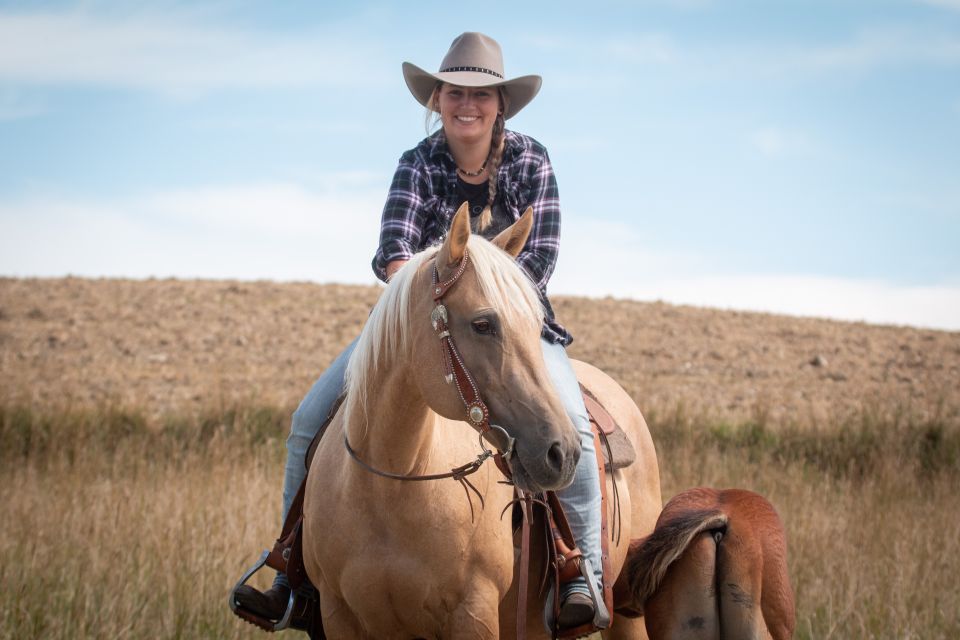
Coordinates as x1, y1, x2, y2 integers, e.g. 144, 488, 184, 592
475, 89, 508, 233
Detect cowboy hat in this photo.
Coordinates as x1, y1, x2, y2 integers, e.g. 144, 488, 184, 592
402, 32, 542, 120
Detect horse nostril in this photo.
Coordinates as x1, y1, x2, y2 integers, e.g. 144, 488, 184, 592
546, 442, 565, 473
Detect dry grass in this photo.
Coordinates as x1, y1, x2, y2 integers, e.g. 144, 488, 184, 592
0, 406, 283, 640
1, 404, 957, 639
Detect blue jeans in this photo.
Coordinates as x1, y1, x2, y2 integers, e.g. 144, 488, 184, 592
278, 337, 602, 594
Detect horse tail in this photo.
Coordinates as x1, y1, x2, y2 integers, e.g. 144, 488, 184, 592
626, 508, 728, 607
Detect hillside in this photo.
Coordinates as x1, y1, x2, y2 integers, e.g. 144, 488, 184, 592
2, 276, 958, 428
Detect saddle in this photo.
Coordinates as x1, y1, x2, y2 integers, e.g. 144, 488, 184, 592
229, 386, 636, 639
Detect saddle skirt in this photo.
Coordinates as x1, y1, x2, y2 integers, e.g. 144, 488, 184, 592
580, 383, 636, 471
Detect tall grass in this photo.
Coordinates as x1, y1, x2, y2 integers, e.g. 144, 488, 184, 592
1, 403, 958, 639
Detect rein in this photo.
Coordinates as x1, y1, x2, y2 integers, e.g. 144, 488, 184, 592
343, 248, 535, 639
343, 436, 495, 522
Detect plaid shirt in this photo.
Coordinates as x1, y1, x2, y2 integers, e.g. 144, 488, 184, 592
372, 129, 571, 345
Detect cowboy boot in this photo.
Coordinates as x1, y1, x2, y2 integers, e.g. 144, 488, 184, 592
557, 591, 596, 629
233, 583, 291, 621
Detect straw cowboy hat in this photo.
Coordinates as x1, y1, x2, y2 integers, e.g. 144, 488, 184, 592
402, 32, 542, 120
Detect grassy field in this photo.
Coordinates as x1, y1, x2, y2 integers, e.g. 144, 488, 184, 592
2, 277, 959, 638
1, 401, 957, 639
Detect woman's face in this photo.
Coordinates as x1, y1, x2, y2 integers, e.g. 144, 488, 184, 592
437, 83, 501, 147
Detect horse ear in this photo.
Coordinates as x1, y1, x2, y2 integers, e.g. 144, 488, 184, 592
492, 207, 533, 258
437, 202, 471, 272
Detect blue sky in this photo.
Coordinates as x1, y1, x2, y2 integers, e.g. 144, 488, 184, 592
1, 0, 958, 330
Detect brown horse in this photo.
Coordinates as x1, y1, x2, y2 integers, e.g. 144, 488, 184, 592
301, 203, 661, 639
626, 487, 796, 640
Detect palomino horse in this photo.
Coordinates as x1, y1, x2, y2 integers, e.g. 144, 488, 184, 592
627, 487, 796, 640
301, 204, 661, 639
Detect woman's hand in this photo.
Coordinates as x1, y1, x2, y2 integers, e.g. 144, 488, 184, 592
386, 259, 409, 280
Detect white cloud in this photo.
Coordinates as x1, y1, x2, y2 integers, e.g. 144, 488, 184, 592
0, 181, 385, 283
748, 126, 813, 158
535, 24, 960, 91
0, 10, 390, 97
2, 188, 959, 331
798, 27, 960, 72
551, 215, 960, 331
621, 274, 960, 331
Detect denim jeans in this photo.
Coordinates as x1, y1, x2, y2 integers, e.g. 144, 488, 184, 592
277, 337, 602, 594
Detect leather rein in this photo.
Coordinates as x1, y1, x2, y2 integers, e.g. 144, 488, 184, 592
342, 249, 535, 639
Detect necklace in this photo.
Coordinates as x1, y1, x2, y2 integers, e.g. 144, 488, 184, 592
456, 160, 487, 177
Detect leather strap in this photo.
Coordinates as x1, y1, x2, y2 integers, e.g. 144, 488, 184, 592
516, 492, 533, 640
579, 385, 617, 436
266, 395, 345, 589
431, 251, 515, 478
546, 419, 615, 639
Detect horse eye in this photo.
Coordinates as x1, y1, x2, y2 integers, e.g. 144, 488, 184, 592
472, 319, 493, 335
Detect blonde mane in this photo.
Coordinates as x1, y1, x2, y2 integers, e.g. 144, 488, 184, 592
343, 235, 545, 430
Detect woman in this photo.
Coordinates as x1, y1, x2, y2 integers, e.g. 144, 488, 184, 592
235, 32, 606, 632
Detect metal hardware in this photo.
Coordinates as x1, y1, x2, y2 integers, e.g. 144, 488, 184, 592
431, 304, 448, 331
228, 550, 296, 631
481, 424, 516, 460
469, 405, 485, 425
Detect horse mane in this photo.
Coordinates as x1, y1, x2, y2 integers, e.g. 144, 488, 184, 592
343, 235, 545, 433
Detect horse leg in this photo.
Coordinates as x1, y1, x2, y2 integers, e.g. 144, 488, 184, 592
316, 583, 369, 640
441, 580, 502, 639
716, 525, 772, 640
643, 532, 720, 640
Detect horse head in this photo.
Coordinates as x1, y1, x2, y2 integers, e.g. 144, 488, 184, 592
409, 203, 582, 492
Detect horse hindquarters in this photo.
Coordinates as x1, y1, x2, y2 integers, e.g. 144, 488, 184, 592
644, 527, 774, 640
632, 489, 795, 640
643, 532, 720, 640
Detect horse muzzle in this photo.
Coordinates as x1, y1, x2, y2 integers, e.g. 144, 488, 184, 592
508, 432, 580, 492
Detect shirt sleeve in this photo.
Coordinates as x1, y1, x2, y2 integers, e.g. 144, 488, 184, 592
515, 150, 561, 291
372, 154, 429, 282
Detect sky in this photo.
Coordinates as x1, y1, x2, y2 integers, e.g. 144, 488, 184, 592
1, 0, 958, 331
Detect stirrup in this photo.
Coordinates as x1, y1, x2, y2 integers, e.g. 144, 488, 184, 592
229, 550, 296, 632
578, 557, 611, 629
543, 557, 611, 637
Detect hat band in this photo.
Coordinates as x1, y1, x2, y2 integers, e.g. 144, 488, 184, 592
439, 65, 504, 79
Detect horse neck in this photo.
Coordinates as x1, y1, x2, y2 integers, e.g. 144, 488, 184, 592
345, 359, 437, 476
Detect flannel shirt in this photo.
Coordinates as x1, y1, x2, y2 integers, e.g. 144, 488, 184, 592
372, 129, 571, 345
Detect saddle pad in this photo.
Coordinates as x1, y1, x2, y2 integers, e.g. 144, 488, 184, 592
580, 385, 636, 470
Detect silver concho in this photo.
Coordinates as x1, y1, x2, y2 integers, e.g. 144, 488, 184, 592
431, 304, 448, 331
469, 405, 485, 425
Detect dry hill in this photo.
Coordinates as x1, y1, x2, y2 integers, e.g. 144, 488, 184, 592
2, 276, 957, 429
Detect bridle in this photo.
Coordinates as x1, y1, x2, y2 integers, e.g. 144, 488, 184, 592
343, 248, 517, 485
429, 248, 516, 479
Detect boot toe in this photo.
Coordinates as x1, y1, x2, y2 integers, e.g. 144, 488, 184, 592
557, 591, 595, 629
233, 584, 291, 620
